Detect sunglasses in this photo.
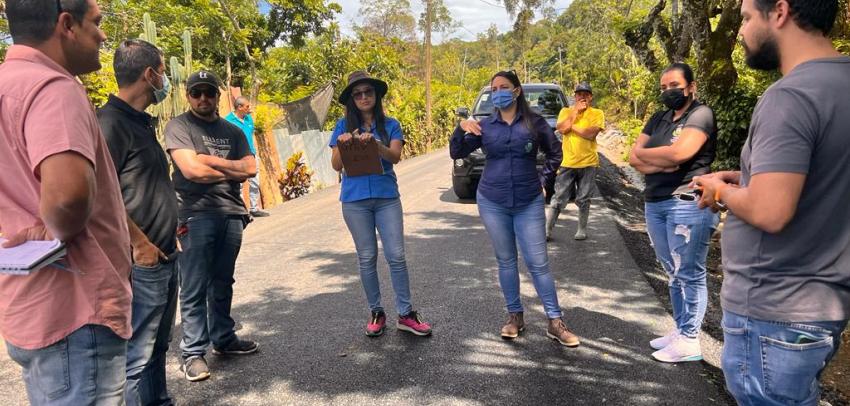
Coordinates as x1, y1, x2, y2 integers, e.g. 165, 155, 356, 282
189, 87, 218, 99
352, 88, 375, 100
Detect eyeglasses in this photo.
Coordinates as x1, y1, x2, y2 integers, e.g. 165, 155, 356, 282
352, 88, 375, 100
189, 87, 218, 99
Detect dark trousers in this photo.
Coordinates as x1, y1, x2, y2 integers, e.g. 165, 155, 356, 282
549, 166, 597, 213
178, 215, 244, 359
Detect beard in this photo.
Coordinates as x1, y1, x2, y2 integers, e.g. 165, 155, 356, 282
743, 34, 781, 71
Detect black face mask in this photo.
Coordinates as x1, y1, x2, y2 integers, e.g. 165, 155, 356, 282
660, 88, 689, 110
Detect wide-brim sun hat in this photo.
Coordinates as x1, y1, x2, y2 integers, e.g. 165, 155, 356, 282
339, 70, 388, 104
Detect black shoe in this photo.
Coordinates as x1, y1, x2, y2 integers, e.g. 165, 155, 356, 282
181, 356, 210, 382
212, 338, 259, 355
250, 210, 270, 217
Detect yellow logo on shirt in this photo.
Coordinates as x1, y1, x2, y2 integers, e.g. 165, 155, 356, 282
671, 125, 683, 144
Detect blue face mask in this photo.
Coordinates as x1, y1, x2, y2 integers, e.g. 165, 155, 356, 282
150, 72, 171, 105
491, 89, 516, 110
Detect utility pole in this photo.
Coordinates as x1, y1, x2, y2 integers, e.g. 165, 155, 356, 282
558, 46, 563, 87
460, 48, 468, 85
424, 0, 433, 130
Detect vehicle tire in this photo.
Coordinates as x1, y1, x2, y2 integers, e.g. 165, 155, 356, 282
452, 176, 477, 199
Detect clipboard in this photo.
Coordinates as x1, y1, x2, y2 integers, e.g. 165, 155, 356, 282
338, 131, 384, 177
0, 238, 67, 275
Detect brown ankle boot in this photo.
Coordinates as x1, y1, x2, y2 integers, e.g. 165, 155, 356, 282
500, 312, 525, 339
547, 318, 580, 347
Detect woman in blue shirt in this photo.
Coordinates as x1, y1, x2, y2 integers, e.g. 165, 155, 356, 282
450, 70, 579, 347
330, 71, 431, 338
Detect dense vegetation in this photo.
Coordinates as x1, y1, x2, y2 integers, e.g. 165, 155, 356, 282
1, 0, 848, 165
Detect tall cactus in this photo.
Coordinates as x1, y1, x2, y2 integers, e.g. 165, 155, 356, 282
141, 13, 157, 46
137, 15, 193, 146
182, 30, 192, 79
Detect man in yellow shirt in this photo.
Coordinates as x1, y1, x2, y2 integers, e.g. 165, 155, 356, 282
546, 82, 605, 241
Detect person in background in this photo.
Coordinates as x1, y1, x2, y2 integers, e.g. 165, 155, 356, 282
451, 70, 579, 347
545, 82, 605, 241
329, 71, 432, 338
629, 62, 719, 363
695, 0, 850, 403
166, 70, 259, 382
98, 39, 179, 406
0, 0, 133, 404
226, 96, 270, 217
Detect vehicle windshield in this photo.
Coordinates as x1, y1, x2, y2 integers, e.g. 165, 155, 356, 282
473, 88, 565, 117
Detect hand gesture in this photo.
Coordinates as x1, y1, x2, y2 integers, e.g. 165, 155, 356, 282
2, 223, 54, 248
356, 131, 375, 145
133, 239, 167, 268
460, 118, 482, 136
337, 132, 353, 145
693, 175, 734, 212
574, 99, 588, 113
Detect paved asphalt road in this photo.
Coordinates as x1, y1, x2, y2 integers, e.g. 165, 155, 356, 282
0, 149, 727, 405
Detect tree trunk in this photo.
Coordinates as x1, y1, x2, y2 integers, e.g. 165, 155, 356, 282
682, 0, 741, 98
424, 0, 433, 130
218, 0, 260, 108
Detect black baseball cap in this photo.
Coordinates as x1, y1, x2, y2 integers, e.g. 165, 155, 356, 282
186, 70, 221, 91
574, 82, 593, 94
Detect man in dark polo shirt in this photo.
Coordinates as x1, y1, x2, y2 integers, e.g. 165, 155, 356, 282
98, 39, 178, 406
165, 70, 259, 382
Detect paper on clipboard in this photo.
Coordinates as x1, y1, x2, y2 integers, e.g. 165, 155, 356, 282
339, 131, 384, 177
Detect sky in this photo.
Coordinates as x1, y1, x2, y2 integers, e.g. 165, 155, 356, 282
332, 0, 575, 43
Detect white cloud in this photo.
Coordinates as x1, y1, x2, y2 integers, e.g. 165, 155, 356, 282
333, 0, 574, 43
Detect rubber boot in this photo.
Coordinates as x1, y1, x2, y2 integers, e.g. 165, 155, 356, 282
545, 207, 559, 241
574, 208, 589, 240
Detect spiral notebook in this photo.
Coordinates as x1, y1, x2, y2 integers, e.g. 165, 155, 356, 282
0, 238, 67, 275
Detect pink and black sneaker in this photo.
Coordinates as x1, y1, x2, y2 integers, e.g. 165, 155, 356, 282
366, 310, 386, 337
397, 311, 432, 336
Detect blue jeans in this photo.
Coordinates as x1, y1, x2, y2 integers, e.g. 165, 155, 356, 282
341, 198, 413, 316
6, 324, 127, 406
248, 170, 261, 211
178, 215, 244, 359
645, 198, 718, 338
125, 260, 178, 406
722, 310, 848, 405
477, 192, 562, 319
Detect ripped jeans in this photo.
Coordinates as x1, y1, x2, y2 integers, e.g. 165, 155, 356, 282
645, 198, 719, 338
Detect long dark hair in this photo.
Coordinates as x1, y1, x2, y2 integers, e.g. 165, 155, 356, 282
490, 70, 539, 133
344, 87, 390, 146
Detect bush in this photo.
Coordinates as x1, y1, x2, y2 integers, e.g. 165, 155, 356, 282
278, 152, 312, 201
617, 117, 646, 161
253, 103, 286, 134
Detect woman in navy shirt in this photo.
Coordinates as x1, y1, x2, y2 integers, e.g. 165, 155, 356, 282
450, 70, 579, 347
330, 71, 432, 337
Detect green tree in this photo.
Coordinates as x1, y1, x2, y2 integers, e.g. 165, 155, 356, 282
357, 0, 418, 42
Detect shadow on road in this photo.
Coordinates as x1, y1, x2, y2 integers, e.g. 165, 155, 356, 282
164, 199, 728, 405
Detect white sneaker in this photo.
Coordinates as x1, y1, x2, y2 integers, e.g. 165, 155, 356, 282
652, 335, 702, 363
649, 330, 679, 350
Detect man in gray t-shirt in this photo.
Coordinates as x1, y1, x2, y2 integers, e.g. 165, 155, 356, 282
695, 1, 849, 404
165, 71, 260, 383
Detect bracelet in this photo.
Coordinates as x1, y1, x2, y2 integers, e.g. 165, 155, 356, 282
714, 184, 729, 211
714, 184, 726, 203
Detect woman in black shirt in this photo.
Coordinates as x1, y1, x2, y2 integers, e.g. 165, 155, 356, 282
628, 63, 720, 363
